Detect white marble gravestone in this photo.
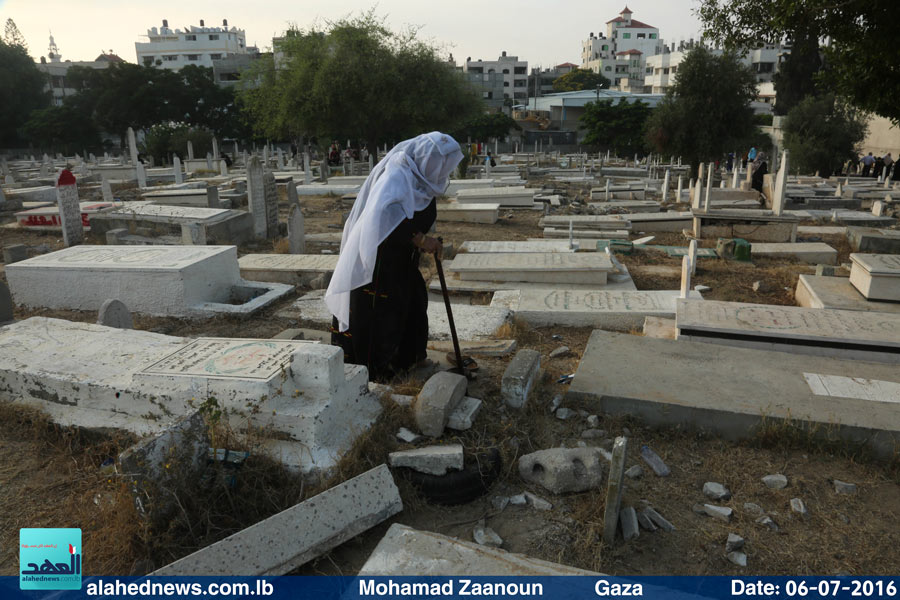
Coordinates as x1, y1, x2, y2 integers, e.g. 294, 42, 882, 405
449, 252, 614, 285
288, 203, 305, 254
238, 254, 337, 286
100, 175, 114, 203
849, 254, 900, 301
55, 169, 83, 246
173, 155, 184, 184
6, 246, 292, 318
772, 150, 789, 216
247, 156, 267, 239
264, 171, 278, 238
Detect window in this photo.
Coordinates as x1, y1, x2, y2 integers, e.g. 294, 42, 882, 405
514, 66, 526, 74
208, 34, 219, 40
514, 80, 526, 87
602, 44, 608, 50
162, 55, 178, 61
210, 53, 222, 60
649, 33, 657, 39
622, 33, 631, 39
605, 66, 612, 71
142, 56, 155, 66
185, 34, 196, 41
503, 81, 509, 87
502, 69, 509, 74
637, 33, 645, 39
483, 91, 492, 99
186, 54, 200, 61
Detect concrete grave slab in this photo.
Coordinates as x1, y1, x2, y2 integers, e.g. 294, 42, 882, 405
142, 188, 230, 208
848, 227, 900, 253
795, 275, 900, 314
692, 210, 799, 243
455, 186, 536, 207
459, 240, 575, 253
358, 524, 598, 575
6, 246, 292, 318
277, 291, 510, 340
849, 254, 900, 301
493, 289, 703, 329
238, 254, 339, 286
587, 201, 662, 213
751, 242, 838, 265
152, 465, 401, 575
798, 226, 849, 237
14, 201, 116, 232
89, 204, 255, 246
450, 252, 614, 285
676, 299, 900, 363
568, 330, 900, 458
436, 203, 499, 224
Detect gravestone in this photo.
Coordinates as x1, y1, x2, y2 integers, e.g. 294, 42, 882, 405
320, 160, 329, 183
181, 222, 207, 245
459, 240, 574, 253
450, 252, 614, 285
772, 150, 789, 216
206, 186, 221, 209
97, 298, 133, 329
186, 140, 194, 160
3, 244, 28, 264
849, 254, 900, 301
688, 239, 698, 276
239, 254, 337, 285
136, 162, 147, 188
173, 155, 183, 184
205, 153, 213, 171
288, 203, 305, 254
263, 172, 278, 239
127, 127, 139, 165
219, 159, 228, 176
602, 437, 628, 545
680, 256, 691, 298
100, 175, 113, 203
0, 282, 12, 323
277, 149, 285, 170
703, 162, 713, 211
246, 157, 268, 239
661, 169, 670, 202
211, 136, 219, 160
303, 153, 312, 184
692, 163, 705, 209
676, 175, 683, 202
55, 169, 83, 247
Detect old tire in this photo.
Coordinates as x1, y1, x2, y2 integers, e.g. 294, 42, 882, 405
397, 448, 502, 506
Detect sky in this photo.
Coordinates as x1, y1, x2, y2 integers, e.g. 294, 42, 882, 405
0, 0, 705, 68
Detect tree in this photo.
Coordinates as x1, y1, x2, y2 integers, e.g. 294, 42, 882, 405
580, 99, 651, 156
453, 113, 520, 142
22, 104, 102, 154
0, 40, 49, 147
552, 69, 611, 93
697, 0, 900, 123
782, 94, 867, 177
4, 18, 28, 51
238, 12, 482, 152
644, 47, 758, 177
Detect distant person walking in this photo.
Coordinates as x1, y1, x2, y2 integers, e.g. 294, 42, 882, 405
861, 152, 875, 177
884, 153, 894, 179
750, 151, 768, 202
873, 154, 885, 179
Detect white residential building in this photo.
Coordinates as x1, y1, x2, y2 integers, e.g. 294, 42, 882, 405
36, 35, 125, 106
581, 7, 664, 90
463, 52, 529, 102
135, 18, 257, 71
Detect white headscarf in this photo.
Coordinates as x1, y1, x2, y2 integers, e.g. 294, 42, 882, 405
325, 132, 463, 331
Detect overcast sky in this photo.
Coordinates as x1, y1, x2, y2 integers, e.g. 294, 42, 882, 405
1, 0, 705, 68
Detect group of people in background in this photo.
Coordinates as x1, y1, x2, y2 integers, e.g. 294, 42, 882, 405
856, 152, 896, 179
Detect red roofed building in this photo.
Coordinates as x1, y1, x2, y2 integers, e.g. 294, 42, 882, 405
581, 6, 663, 91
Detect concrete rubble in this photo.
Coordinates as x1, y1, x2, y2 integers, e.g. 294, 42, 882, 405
518, 447, 606, 494
388, 444, 464, 476
501, 348, 541, 408
414, 371, 467, 437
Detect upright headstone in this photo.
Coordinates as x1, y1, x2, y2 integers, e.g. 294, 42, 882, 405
206, 153, 213, 171
206, 185, 221, 209
484, 157, 492, 179
100, 175, 113, 203
127, 127, 139, 166
692, 163, 705, 210
680, 255, 691, 299
263, 171, 278, 239
147, 155, 155, 168
263, 146, 269, 168
277, 148, 285, 170
303, 153, 312, 184
56, 169, 83, 247
835, 181, 843, 197
173, 155, 184, 184
604, 179, 610, 201
97, 298, 133, 330
602, 437, 628, 545
676, 175, 683, 203
320, 161, 329, 183
186, 140, 194, 161
688, 239, 698, 276
772, 150, 789, 216
136, 162, 147, 188
368, 153, 374, 172
732, 164, 740, 189
219, 159, 228, 176
212, 137, 219, 160
4, 174, 13, 185
247, 157, 267, 239
288, 202, 306, 254
661, 169, 670, 202
233, 141, 239, 157
703, 162, 713, 211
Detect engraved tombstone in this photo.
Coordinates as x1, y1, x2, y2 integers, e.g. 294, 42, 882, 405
101, 175, 113, 203
173, 155, 184, 184
288, 203, 305, 254
246, 157, 267, 239
263, 172, 278, 239
56, 169, 83, 247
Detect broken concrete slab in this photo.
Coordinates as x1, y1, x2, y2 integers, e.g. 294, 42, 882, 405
0, 317, 380, 473
152, 465, 402, 575
414, 371, 467, 437
238, 254, 338, 287
675, 299, 900, 364
602, 436, 628, 545
501, 349, 541, 409
6, 246, 292, 318
568, 330, 900, 459
450, 252, 614, 285
620, 507, 640, 541
795, 275, 900, 314
518, 447, 605, 494
493, 289, 703, 329
447, 396, 482, 430
703, 504, 733, 522
358, 523, 598, 575
3, 244, 28, 264
427, 339, 517, 357
642, 316, 677, 339
388, 444, 464, 475
703, 482, 732, 501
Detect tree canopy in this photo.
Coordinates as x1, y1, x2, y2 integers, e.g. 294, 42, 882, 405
238, 12, 483, 150
697, 0, 899, 123
782, 94, 867, 177
0, 39, 49, 147
580, 99, 651, 156
4, 18, 28, 51
644, 47, 758, 176
552, 69, 612, 93
453, 112, 520, 142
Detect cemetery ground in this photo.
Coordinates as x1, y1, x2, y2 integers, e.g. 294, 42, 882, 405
1, 184, 898, 577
